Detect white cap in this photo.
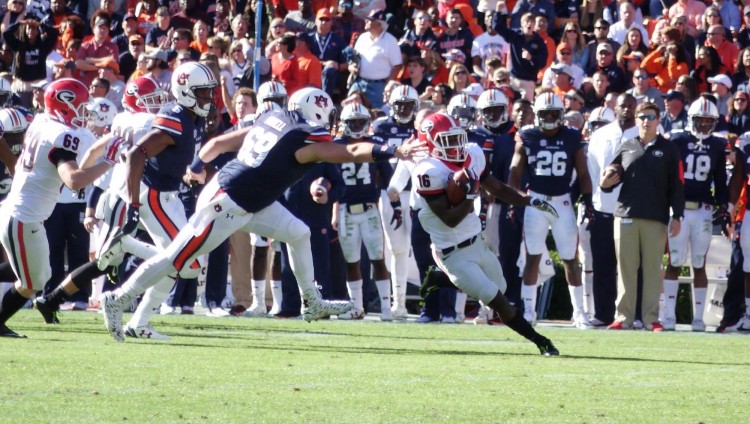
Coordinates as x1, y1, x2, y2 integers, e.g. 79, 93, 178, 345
707, 74, 732, 90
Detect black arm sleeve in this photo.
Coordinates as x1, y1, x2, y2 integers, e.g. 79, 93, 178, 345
49, 148, 78, 167
87, 185, 104, 211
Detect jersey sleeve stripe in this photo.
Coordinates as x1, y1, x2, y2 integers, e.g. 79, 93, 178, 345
306, 134, 333, 143
417, 188, 445, 195
152, 117, 183, 133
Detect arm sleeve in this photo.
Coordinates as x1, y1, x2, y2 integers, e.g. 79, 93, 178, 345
87, 185, 104, 210
387, 159, 413, 193
49, 148, 78, 167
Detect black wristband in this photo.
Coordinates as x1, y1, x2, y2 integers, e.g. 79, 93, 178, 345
87, 186, 104, 210
371, 144, 397, 162
189, 156, 207, 174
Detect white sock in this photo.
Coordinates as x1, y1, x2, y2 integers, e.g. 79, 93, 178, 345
127, 277, 175, 328
346, 279, 364, 311
391, 251, 408, 309
745, 297, 750, 316
693, 287, 707, 322
663, 279, 679, 320
582, 271, 595, 316
121, 235, 159, 259
270, 280, 282, 311
251, 279, 265, 306
374, 279, 391, 311
392, 276, 407, 310
521, 283, 537, 315
455, 292, 467, 316
658, 293, 665, 322
568, 285, 585, 315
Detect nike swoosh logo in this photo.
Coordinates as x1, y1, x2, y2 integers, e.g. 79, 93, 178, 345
31, 230, 39, 234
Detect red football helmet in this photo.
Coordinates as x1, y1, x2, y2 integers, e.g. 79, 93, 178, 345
44, 78, 90, 129
123, 76, 168, 113
418, 112, 468, 163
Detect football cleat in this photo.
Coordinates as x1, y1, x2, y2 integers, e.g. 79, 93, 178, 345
228, 305, 247, 317
380, 307, 393, 322
391, 305, 408, 320
474, 305, 490, 325
302, 294, 353, 322
573, 311, 594, 329
607, 320, 631, 330
242, 302, 268, 318
96, 230, 127, 271
206, 307, 231, 317
416, 314, 437, 323
0, 325, 27, 338
661, 316, 676, 331
125, 325, 170, 340
441, 316, 457, 324
537, 338, 560, 356
337, 308, 365, 320
691, 319, 706, 332
101, 291, 126, 342
34, 297, 60, 324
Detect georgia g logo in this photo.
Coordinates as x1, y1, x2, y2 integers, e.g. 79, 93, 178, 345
420, 120, 434, 135
314, 95, 328, 108
176, 73, 189, 86
125, 82, 138, 96
56, 90, 76, 104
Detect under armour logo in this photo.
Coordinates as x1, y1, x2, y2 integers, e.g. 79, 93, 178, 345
314, 95, 328, 108
225, 213, 234, 220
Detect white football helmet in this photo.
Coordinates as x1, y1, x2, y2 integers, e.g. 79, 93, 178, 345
389, 85, 420, 125
0, 108, 29, 134
447, 93, 477, 129
587, 106, 615, 133
170, 62, 218, 117
687, 97, 719, 140
255, 99, 283, 117
476, 88, 509, 129
257, 81, 288, 106
534, 92, 565, 131
86, 97, 118, 129
0, 77, 11, 107
288, 87, 336, 129
340, 102, 371, 139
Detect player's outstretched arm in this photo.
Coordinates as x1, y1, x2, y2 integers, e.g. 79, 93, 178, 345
297, 137, 427, 164
78, 133, 113, 168
480, 173, 530, 207
507, 139, 526, 191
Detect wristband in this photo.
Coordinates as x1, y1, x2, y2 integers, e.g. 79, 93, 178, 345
371, 144, 397, 162
131, 203, 141, 208
189, 156, 208, 174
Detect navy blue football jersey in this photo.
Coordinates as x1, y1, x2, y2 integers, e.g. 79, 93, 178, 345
144, 103, 205, 191
516, 125, 583, 196
468, 126, 495, 165
218, 110, 333, 213
335, 136, 393, 204
371, 116, 414, 191
670, 130, 728, 204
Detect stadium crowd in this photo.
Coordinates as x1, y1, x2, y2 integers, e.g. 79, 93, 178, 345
0, 0, 749, 341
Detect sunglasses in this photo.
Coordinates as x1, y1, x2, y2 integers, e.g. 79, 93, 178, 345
634, 75, 648, 80
566, 28, 578, 33
598, 51, 612, 56
130, 41, 142, 46
735, 98, 748, 103
455, 70, 467, 75
636, 114, 657, 122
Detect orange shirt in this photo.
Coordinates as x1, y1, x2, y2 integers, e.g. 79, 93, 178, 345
642, 50, 689, 93
537, 33, 556, 82
271, 53, 302, 95
296, 51, 322, 89
711, 40, 740, 76
190, 40, 209, 54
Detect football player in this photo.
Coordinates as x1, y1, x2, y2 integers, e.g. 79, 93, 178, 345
34, 77, 167, 325
662, 98, 728, 332
509, 92, 594, 328
0, 79, 121, 337
412, 112, 560, 355
0, 108, 31, 201
372, 85, 419, 319
333, 103, 395, 320
256, 80, 288, 107
99, 88, 426, 342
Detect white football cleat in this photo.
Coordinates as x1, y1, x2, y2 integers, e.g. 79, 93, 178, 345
302, 295, 353, 322
473, 305, 490, 325
574, 311, 594, 329
125, 325, 170, 340
243, 302, 268, 317
100, 291, 126, 342
661, 316, 677, 331
206, 307, 230, 317
390, 305, 408, 320
337, 308, 365, 320
380, 307, 393, 322
159, 303, 176, 315
96, 230, 126, 270
691, 319, 706, 332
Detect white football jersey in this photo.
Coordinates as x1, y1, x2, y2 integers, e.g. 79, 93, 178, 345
95, 111, 155, 191
3, 115, 96, 222
412, 143, 486, 249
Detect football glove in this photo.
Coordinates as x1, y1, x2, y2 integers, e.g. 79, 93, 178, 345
530, 196, 558, 218
713, 204, 731, 238
121, 203, 141, 235
390, 200, 403, 231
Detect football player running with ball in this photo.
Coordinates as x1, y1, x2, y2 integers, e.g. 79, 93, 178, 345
509, 92, 594, 328
412, 112, 560, 356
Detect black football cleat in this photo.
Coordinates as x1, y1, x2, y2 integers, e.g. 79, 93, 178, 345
538, 339, 560, 356
34, 297, 60, 324
0, 325, 27, 338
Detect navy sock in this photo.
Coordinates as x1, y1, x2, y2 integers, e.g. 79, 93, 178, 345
0, 287, 29, 326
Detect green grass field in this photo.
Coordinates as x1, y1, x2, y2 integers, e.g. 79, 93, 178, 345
1, 310, 748, 423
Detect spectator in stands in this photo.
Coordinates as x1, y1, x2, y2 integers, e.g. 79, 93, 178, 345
171, 27, 200, 61
586, 19, 620, 72
608, 1, 648, 48
89, 76, 109, 98
212, 0, 231, 38
230, 13, 249, 41
668, 0, 705, 38
1, 0, 27, 34
493, 7, 547, 100
706, 24, 740, 75
470, 12, 509, 80
663, 15, 696, 70
271, 33, 302, 95
402, 9, 439, 52
145, 6, 171, 52
510, 0, 555, 29
306, 8, 347, 100
709, 74, 733, 116
207, 36, 228, 62
561, 21, 589, 70
284, 0, 315, 34
675, 75, 698, 104
118, 34, 144, 82
76, 13, 118, 87
737, 7, 750, 49
733, 47, 750, 93
98, 57, 124, 109
30, 80, 46, 114
548, 64, 576, 100
437, 7, 473, 69
41, 0, 74, 28
564, 88, 586, 113
332, 0, 364, 45
3, 16, 58, 108
615, 27, 647, 70
228, 38, 250, 86
627, 67, 664, 112
348, 9, 402, 109
130, 50, 149, 80
293, 32, 321, 89
135, 0, 158, 34
171, 0, 210, 31
190, 20, 210, 54
513, 97, 535, 126
265, 17, 287, 57
542, 42, 584, 89
692, 45, 725, 94
728, 90, 750, 136
447, 62, 471, 93
583, 70, 609, 110
100, 0, 124, 37
53, 59, 77, 80
621, 51, 643, 82
591, 42, 625, 94
144, 49, 171, 90
642, 39, 689, 94
402, 56, 431, 95
533, 14, 555, 81
422, 82, 452, 111
660, 89, 688, 132
696, 6, 732, 47
112, 13, 140, 55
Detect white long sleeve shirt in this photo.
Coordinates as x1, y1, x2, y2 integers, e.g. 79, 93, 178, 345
587, 122, 639, 214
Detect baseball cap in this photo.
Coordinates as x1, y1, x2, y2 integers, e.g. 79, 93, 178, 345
31, 80, 49, 90
707, 74, 732, 89
316, 8, 333, 19
664, 89, 685, 102
129, 34, 144, 43
442, 48, 466, 63
366, 9, 387, 21
123, 12, 137, 21
94, 16, 108, 28
744, 5, 750, 15
564, 89, 584, 104
145, 49, 169, 63
596, 43, 613, 54
551, 63, 574, 78
622, 51, 644, 61
557, 42, 572, 53
462, 83, 484, 98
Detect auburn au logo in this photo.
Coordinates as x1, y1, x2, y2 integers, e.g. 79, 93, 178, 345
314, 95, 328, 108
177, 73, 189, 85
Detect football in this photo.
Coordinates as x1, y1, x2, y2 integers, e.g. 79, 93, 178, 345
446, 169, 473, 206
310, 177, 331, 197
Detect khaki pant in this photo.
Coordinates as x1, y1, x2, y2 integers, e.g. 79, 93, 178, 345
614, 217, 667, 327
229, 231, 253, 308
510, 76, 537, 101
